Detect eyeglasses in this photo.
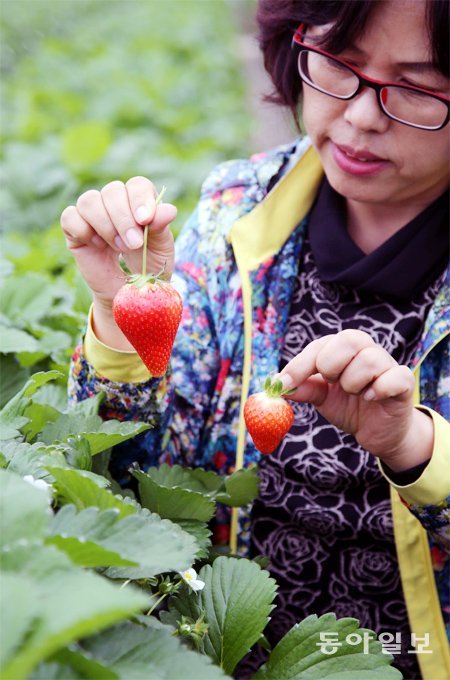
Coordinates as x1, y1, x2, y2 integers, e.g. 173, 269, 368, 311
292, 25, 450, 131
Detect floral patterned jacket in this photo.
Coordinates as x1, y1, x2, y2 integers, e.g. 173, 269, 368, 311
70, 137, 450, 679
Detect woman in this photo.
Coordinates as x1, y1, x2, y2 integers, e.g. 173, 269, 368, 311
61, 1, 449, 677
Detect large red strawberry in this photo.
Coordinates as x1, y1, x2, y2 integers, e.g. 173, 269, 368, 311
112, 186, 182, 377
113, 273, 182, 377
244, 376, 295, 454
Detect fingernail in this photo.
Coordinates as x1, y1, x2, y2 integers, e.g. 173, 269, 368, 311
278, 373, 295, 390
126, 228, 144, 249
364, 388, 376, 401
135, 205, 151, 223
114, 235, 126, 251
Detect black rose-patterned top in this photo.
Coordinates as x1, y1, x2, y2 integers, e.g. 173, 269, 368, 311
248, 179, 448, 680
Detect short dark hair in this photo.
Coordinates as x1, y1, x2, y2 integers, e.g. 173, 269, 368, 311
256, 0, 449, 121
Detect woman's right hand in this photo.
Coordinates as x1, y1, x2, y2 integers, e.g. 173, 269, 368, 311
60, 176, 177, 305
60, 176, 177, 350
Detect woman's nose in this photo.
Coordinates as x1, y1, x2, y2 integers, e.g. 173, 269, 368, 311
343, 87, 390, 133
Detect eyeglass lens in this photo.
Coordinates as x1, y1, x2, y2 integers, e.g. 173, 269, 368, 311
298, 50, 447, 129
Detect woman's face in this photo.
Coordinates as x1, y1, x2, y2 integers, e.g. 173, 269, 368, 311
301, 0, 449, 211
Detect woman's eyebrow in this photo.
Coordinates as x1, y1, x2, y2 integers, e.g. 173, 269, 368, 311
345, 48, 441, 77
344, 45, 436, 73
339, 40, 446, 81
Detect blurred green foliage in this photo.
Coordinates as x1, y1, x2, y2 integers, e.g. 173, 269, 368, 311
0, 0, 251, 402
1, 0, 251, 237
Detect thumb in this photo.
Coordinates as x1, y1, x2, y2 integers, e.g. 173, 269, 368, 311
279, 374, 329, 406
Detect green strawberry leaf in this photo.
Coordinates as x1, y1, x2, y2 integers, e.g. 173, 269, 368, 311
46, 649, 116, 679
2, 441, 69, 479
167, 556, 277, 675
44, 536, 139, 569
0, 370, 62, 440
0, 469, 151, 679
144, 463, 224, 496
46, 503, 199, 579
0, 544, 150, 680
254, 613, 402, 679
0, 273, 59, 325
48, 467, 136, 517
0, 326, 40, 354
22, 402, 61, 442
217, 465, 260, 507
141, 463, 260, 508
0, 469, 52, 548
78, 620, 227, 678
176, 519, 212, 559
133, 468, 216, 522
39, 399, 149, 454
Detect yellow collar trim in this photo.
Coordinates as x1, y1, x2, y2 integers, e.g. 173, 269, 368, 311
228, 144, 323, 554
391, 489, 450, 679
228, 144, 323, 271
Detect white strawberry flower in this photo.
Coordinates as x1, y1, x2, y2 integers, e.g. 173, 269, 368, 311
23, 475, 53, 497
179, 568, 205, 592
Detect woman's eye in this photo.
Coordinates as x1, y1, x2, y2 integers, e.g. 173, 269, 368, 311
327, 59, 350, 72
401, 79, 428, 90
400, 76, 448, 94
401, 88, 430, 100
336, 53, 361, 69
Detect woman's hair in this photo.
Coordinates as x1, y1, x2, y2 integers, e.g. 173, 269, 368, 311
256, 0, 449, 121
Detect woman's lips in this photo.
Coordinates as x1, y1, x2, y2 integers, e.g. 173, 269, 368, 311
331, 142, 390, 176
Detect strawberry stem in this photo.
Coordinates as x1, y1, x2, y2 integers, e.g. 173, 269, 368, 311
142, 186, 167, 277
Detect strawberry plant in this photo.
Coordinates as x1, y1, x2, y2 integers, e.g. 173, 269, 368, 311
0, 253, 89, 408
0, 371, 402, 679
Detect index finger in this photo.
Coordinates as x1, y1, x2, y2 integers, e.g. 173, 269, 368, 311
277, 330, 377, 389
276, 335, 333, 389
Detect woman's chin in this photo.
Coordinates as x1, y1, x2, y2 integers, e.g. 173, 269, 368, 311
321, 158, 397, 205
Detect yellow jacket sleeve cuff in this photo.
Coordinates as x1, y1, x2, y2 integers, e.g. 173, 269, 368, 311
83, 306, 150, 383
378, 406, 450, 506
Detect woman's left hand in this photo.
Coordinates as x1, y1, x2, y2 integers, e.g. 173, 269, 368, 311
277, 329, 434, 470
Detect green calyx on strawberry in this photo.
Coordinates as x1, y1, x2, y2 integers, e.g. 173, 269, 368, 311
112, 187, 183, 377
244, 375, 295, 455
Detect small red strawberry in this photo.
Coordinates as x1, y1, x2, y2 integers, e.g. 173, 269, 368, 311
112, 187, 182, 377
244, 376, 295, 454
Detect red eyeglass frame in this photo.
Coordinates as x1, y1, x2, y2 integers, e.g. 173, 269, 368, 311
292, 24, 450, 131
